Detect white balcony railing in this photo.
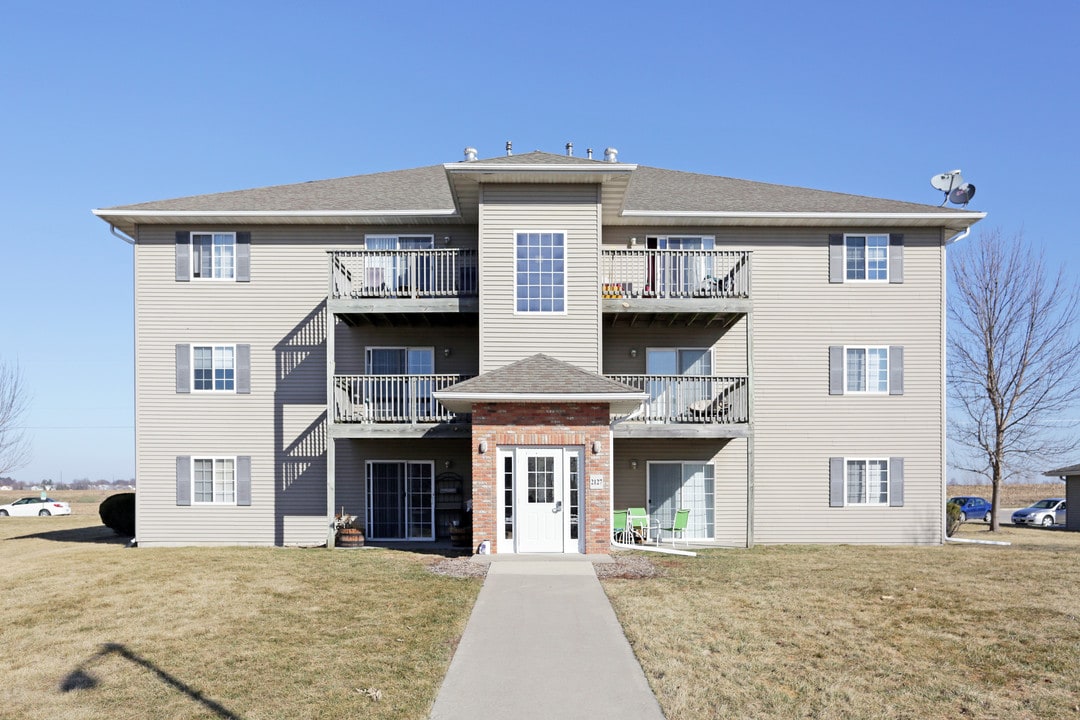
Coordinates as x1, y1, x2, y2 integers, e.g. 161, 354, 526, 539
606, 375, 749, 424
330, 249, 478, 300
601, 249, 750, 300
333, 374, 472, 424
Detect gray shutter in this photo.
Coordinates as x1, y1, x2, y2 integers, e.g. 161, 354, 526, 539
829, 234, 844, 283
176, 456, 191, 506
175, 231, 191, 281
889, 457, 904, 507
829, 457, 845, 507
236, 232, 251, 282
889, 346, 904, 395
829, 346, 844, 395
889, 234, 904, 284
236, 344, 251, 394
236, 456, 252, 506
176, 344, 191, 393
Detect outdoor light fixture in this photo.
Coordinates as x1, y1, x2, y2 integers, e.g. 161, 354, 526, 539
630, 459, 639, 470
591, 440, 601, 454
478, 440, 488, 454
444, 460, 452, 469
443, 347, 451, 357
442, 236, 451, 245
629, 348, 638, 358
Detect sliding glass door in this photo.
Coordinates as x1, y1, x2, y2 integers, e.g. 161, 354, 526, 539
366, 461, 434, 540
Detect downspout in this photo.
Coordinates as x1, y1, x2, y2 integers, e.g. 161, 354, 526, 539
944, 226, 971, 245
110, 224, 136, 245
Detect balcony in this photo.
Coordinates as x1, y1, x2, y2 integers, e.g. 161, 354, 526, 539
333, 374, 474, 426
329, 250, 479, 321
601, 249, 751, 321
606, 374, 749, 438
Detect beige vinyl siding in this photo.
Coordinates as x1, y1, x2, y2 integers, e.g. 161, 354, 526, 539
605, 226, 946, 545
133, 224, 469, 546
478, 184, 601, 373
612, 438, 748, 546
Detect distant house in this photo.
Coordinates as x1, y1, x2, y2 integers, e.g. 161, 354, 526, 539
1045, 463, 1078, 531
94, 146, 984, 551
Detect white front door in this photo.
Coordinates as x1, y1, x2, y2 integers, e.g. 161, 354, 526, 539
516, 449, 564, 552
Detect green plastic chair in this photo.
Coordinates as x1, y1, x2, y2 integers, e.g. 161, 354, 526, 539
612, 510, 631, 544
659, 508, 691, 547
627, 507, 649, 543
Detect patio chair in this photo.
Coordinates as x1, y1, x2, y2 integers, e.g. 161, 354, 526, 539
627, 507, 650, 543
612, 510, 631, 544
658, 508, 691, 547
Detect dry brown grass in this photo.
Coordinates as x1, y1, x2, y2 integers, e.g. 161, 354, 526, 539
947, 482, 1066, 508
0, 501, 481, 720
603, 532, 1080, 720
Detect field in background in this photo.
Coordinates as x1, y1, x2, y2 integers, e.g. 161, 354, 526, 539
0, 489, 116, 515
0, 509, 481, 720
947, 482, 1065, 507
604, 529, 1080, 719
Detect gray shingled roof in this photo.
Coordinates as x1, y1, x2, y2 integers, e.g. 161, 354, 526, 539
102, 164, 454, 212
625, 165, 962, 215
98, 149, 971, 216
442, 354, 640, 396
1045, 463, 1080, 476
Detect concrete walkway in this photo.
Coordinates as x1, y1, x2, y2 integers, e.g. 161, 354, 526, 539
429, 556, 665, 720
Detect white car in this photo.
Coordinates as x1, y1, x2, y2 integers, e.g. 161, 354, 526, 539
1011, 498, 1066, 527
0, 497, 72, 517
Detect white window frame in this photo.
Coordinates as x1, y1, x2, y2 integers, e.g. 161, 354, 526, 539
844, 233, 889, 282
191, 456, 238, 505
514, 231, 567, 315
363, 346, 435, 374
190, 232, 237, 280
191, 344, 237, 393
843, 346, 889, 394
844, 458, 889, 506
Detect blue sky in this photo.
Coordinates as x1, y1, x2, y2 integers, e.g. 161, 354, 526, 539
1, 0, 1077, 484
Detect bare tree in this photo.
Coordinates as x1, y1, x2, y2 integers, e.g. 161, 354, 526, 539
0, 358, 31, 476
948, 230, 1080, 530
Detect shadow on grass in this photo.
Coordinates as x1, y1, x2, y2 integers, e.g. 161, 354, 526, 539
6, 525, 130, 545
364, 539, 474, 558
61, 643, 243, 719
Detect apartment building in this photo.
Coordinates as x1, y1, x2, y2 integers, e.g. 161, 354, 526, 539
94, 147, 984, 551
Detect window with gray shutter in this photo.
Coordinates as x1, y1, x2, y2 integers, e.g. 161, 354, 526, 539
236, 344, 251, 394
829, 457, 845, 507
889, 457, 904, 506
175, 231, 191, 281
829, 346, 844, 395
176, 344, 191, 393
889, 234, 904, 284
176, 456, 191, 506
236, 456, 252, 506
889, 346, 904, 395
236, 232, 251, 282
828, 234, 844, 283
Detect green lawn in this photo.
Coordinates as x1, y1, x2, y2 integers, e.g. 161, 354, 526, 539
0, 504, 481, 720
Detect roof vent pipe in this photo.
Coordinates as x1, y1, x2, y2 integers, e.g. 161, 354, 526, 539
587, 148, 593, 159
463, 147, 478, 162
565, 142, 573, 157
506, 141, 513, 156
604, 147, 618, 163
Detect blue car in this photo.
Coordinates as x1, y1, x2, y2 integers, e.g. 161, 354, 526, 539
948, 496, 993, 523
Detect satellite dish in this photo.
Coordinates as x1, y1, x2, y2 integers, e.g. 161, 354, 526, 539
930, 170, 963, 193
930, 169, 976, 206
948, 183, 976, 206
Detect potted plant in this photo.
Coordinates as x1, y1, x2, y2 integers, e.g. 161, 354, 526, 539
334, 509, 364, 547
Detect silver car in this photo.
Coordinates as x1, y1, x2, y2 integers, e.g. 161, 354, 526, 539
1011, 498, 1066, 527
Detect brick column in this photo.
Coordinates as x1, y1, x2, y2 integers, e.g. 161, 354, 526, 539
470, 402, 611, 554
